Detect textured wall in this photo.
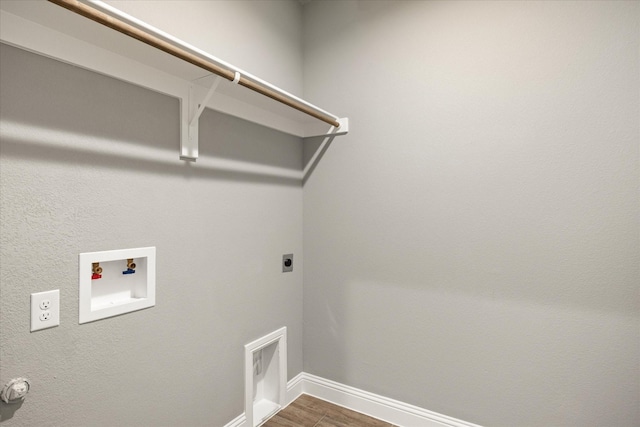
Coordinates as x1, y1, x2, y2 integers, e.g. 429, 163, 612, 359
302, 1, 639, 426
0, 11, 303, 425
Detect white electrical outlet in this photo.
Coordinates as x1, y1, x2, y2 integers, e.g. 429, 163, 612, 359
31, 290, 60, 332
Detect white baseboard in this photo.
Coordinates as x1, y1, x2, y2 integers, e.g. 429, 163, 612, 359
224, 413, 246, 427
285, 371, 306, 405
224, 372, 480, 427
299, 373, 481, 427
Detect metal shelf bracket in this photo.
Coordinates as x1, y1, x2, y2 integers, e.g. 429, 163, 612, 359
181, 76, 223, 161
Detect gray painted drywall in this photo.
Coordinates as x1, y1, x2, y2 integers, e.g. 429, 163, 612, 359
2, 0, 639, 426
103, 0, 304, 97
0, 1, 304, 424
302, 1, 639, 426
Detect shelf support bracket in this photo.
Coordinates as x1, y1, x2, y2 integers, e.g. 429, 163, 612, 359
180, 76, 223, 161
302, 119, 348, 184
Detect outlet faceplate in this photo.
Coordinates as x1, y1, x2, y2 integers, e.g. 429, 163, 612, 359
31, 290, 60, 332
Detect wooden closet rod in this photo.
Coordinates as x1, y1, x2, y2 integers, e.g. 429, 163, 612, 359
47, 0, 341, 128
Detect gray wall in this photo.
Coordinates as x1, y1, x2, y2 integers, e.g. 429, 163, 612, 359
103, 0, 304, 97
0, 1, 304, 424
302, 1, 639, 426
2, 1, 639, 426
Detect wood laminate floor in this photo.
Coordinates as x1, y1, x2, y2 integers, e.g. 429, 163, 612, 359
264, 394, 398, 427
